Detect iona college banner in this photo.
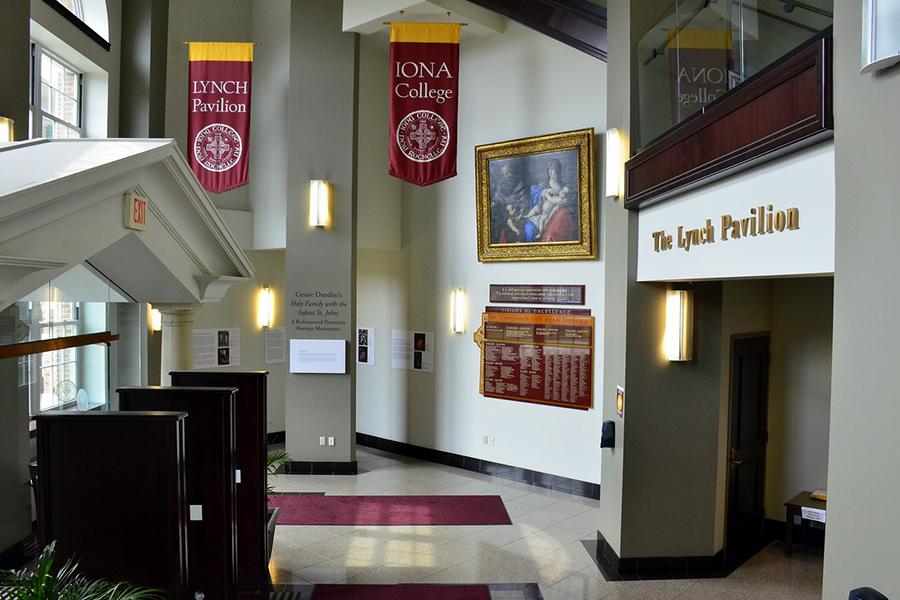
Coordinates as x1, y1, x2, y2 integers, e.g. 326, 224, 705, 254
389, 23, 460, 186
188, 42, 253, 194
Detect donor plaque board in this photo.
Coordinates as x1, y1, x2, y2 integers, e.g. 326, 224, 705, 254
480, 307, 594, 410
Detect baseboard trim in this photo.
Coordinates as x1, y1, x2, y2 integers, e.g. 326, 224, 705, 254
284, 461, 358, 475
267, 431, 286, 445
0, 533, 38, 570
356, 432, 600, 500
594, 530, 727, 580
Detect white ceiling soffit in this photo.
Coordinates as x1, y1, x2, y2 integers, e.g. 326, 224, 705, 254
0, 138, 254, 311
343, 0, 507, 37
19, 262, 131, 303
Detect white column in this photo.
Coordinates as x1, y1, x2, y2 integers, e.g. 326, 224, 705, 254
156, 304, 196, 386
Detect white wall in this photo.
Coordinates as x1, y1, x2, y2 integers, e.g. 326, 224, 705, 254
357, 22, 608, 484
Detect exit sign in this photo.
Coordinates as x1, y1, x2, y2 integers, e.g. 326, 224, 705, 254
124, 192, 148, 231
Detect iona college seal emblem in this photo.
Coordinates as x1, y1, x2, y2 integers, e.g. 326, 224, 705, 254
194, 123, 242, 172
396, 110, 450, 163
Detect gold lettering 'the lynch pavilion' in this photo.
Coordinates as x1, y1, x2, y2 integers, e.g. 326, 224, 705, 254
651, 205, 800, 253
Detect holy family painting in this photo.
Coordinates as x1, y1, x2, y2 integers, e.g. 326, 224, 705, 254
475, 128, 597, 262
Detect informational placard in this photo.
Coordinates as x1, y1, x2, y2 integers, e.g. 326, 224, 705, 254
193, 327, 241, 368
357, 327, 374, 365
489, 284, 585, 305
480, 309, 594, 410
265, 327, 286, 364
391, 329, 434, 372
801, 507, 826, 524
289, 339, 346, 374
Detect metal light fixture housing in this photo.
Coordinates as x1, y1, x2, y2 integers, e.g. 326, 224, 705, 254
663, 289, 693, 361
309, 179, 331, 228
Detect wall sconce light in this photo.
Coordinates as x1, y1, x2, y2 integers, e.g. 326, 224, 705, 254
605, 128, 622, 199
309, 179, 331, 228
450, 288, 467, 334
150, 308, 162, 332
257, 286, 275, 328
0, 117, 14, 142
663, 289, 693, 361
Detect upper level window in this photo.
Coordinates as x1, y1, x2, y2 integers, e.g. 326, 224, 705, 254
632, 0, 833, 150
57, 0, 84, 20
31, 44, 83, 139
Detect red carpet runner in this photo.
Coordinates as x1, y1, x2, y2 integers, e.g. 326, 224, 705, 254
311, 584, 490, 600
268, 495, 512, 526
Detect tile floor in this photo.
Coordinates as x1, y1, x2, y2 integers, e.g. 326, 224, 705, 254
269, 447, 824, 599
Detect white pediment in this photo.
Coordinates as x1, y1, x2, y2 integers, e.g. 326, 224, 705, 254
0, 138, 254, 310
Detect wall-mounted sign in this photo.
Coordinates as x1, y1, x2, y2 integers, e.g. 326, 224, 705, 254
489, 284, 585, 305
124, 192, 148, 231
192, 327, 241, 368
637, 142, 835, 282
479, 308, 594, 410
390, 329, 433, 372
357, 327, 374, 365
289, 339, 346, 374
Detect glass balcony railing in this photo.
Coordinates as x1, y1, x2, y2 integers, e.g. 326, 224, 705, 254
633, 0, 833, 150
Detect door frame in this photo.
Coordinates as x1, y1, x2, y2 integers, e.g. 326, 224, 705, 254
723, 331, 771, 561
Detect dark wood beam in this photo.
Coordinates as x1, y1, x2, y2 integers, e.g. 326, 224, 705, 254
467, 0, 607, 61
0, 331, 119, 360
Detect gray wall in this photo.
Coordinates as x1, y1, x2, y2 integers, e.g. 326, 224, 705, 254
0, 0, 30, 141
119, 0, 169, 137
621, 281, 724, 557
0, 357, 33, 553
284, 0, 358, 464
824, 2, 900, 597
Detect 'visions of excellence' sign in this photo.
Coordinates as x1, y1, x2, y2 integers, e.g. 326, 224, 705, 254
388, 22, 460, 187
479, 309, 594, 411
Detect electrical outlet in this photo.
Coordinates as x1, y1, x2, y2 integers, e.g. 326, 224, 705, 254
488, 437, 495, 446
327, 436, 335, 446
319, 436, 326, 446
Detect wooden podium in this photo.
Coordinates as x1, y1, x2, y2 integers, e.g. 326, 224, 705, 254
35, 412, 190, 599
170, 371, 269, 599
118, 386, 238, 600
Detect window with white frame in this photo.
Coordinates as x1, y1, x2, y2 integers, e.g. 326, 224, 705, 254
57, 0, 84, 19
33, 301, 81, 412
31, 44, 83, 139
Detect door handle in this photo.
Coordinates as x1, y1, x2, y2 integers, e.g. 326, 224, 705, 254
730, 458, 744, 466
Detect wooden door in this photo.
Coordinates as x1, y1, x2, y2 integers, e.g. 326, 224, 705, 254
726, 335, 770, 558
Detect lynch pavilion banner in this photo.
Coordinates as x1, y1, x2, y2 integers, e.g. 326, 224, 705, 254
188, 42, 253, 194
389, 22, 460, 186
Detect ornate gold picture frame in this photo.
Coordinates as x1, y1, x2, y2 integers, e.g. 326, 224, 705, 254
475, 128, 596, 262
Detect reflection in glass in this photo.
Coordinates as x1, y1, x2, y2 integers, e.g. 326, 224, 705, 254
633, 0, 833, 150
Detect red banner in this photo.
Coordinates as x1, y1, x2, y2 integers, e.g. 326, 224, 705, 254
188, 42, 253, 194
389, 23, 460, 186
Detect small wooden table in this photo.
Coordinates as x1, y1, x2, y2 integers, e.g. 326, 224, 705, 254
784, 491, 826, 555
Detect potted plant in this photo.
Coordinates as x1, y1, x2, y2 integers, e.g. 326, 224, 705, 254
265, 450, 290, 565
0, 541, 163, 599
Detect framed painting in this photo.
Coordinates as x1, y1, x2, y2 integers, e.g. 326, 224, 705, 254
475, 128, 596, 262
